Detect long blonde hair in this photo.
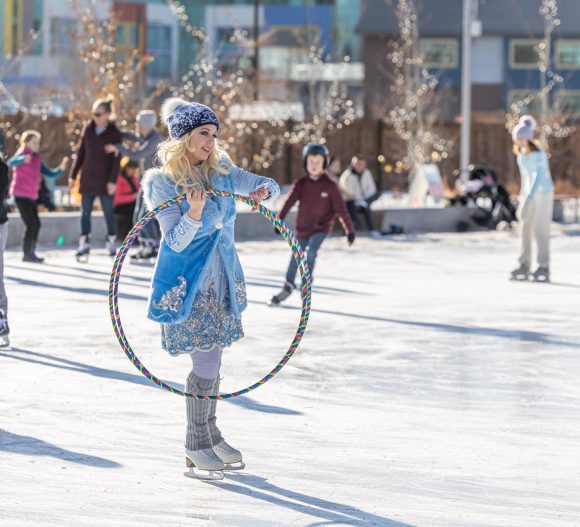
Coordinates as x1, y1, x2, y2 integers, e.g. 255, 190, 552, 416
157, 97, 230, 190
157, 133, 230, 190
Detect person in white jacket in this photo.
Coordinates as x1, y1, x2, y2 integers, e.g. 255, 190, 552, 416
509, 115, 554, 283
339, 154, 382, 238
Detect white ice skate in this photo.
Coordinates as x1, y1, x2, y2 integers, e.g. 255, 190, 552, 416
106, 235, 117, 257
213, 440, 245, 471
184, 448, 225, 480
75, 235, 90, 263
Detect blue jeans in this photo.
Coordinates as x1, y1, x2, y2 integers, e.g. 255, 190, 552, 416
81, 194, 115, 236
285, 231, 327, 286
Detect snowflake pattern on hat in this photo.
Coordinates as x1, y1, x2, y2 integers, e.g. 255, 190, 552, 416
167, 102, 220, 140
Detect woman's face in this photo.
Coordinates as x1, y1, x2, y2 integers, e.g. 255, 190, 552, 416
516, 137, 528, 150
187, 125, 218, 163
26, 136, 40, 153
92, 104, 110, 128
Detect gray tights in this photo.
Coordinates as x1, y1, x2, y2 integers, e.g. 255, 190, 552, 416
185, 347, 224, 451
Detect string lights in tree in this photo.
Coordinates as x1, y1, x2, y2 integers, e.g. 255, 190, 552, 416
165, 0, 357, 171
64, 0, 166, 158
506, 0, 574, 142
385, 0, 453, 176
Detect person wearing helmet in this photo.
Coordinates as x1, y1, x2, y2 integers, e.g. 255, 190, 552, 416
269, 143, 355, 306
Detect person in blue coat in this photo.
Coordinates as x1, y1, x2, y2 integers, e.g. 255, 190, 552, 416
142, 97, 280, 479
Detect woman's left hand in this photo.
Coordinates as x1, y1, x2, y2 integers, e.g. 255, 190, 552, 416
249, 186, 269, 212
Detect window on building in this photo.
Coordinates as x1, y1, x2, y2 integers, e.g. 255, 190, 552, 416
554, 91, 580, 114
147, 24, 173, 79
509, 39, 541, 69
556, 40, 580, 69
507, 90, 542, 113
419, 39, 458, 69
50, 18, 77, 55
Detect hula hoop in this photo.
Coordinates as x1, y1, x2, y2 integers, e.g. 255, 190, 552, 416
108, 189, 312, 400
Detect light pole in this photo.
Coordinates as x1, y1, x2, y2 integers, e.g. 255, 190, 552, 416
460, 0, 473, 179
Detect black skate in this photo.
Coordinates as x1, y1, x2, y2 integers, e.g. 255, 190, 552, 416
532, 267, 550, 283
510, 264, 529, 281
268, 281, 295, 307
0, 309, 9, 347
75, 235, 90, 263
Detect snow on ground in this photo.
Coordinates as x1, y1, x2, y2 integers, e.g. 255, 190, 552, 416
1, 225, 579, 527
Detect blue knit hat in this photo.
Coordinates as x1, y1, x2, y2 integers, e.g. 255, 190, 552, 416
161, 97, 220, 140
512, 115, 537, 143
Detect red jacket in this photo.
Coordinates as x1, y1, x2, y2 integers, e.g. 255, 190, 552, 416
279, 173, 354, 239
113, 172, 139, 208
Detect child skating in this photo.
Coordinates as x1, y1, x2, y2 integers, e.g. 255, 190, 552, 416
142, 98, 280, 480
509, 115, 554, 283
269, 143, 355, 306
7, 130, 68, 263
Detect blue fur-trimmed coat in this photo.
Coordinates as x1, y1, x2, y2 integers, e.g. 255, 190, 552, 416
142, 157, 280, 326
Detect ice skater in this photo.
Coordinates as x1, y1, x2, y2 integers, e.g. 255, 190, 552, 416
105, 109, 163, 261
269, 143, 355, 306
68, 96, 122, 261
7, 130, 68, 262
142, 97, 280, 480
509, 115, 554, 283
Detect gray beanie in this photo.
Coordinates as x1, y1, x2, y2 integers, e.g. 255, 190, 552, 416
136, 110, 157, 129
512, 115, 537, 143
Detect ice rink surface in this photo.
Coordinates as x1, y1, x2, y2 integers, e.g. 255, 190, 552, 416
1, 226, 579, 526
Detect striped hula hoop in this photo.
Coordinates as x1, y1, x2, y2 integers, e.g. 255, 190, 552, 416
108, 189, 312, 399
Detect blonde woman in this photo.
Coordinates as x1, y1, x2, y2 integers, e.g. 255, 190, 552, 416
142, 98, 280, 480
510, 115, 554, 282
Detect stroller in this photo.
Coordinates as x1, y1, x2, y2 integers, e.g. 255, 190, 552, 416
451, 167, 518, 230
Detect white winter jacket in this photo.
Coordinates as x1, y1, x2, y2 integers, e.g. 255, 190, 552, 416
339, 168, 377, 201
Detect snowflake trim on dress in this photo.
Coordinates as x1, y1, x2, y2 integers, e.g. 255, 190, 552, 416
153, 276, 187, 312
161, 278, 244, 355
235, 279, 247, 305
166, 220, 188, 251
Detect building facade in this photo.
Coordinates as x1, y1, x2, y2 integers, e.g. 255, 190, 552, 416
357, 0, 580, 118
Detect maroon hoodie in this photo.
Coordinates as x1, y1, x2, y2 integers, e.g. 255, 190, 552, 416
69, 120, 122, 195
279, 172, 354, 239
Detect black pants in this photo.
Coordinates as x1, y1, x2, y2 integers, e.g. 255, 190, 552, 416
14, 197, 40, 255
346, 192, 381, 230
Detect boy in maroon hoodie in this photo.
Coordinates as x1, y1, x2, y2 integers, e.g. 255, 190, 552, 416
269, 143, 355, 306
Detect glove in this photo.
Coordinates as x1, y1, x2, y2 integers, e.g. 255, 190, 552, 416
347, 232, 355, 246
354, 199, 368, 209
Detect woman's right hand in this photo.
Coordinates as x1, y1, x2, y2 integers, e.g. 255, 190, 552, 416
186, 187, 206, 220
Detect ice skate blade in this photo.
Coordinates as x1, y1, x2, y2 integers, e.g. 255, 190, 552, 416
184, 467, 224, 480
223, 461, 245, 471
510, 275, 529, 281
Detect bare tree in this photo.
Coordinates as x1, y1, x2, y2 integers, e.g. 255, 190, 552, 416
382, 0, 453, 178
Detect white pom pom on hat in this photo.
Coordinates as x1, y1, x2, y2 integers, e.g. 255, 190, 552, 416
160, 97, 188, 125
512, 114, 537, 143
518, 114, 537, 130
